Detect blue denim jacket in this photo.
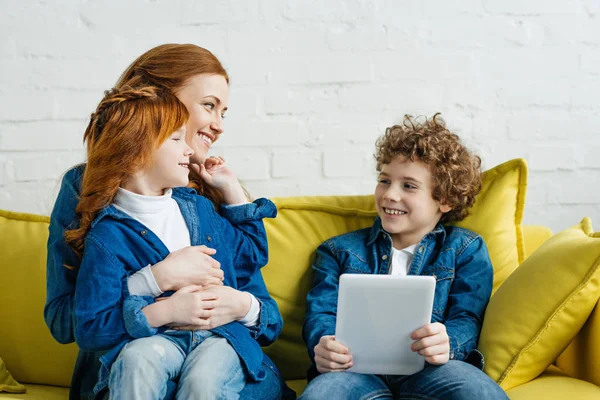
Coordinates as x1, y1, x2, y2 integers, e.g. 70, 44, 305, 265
44, 165, 284, 398
303, 218, 493, 379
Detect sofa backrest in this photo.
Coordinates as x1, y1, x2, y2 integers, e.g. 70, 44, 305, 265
0, 210, 78, 387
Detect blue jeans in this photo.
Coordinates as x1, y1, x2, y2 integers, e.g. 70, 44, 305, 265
108, 331, 245, 400
299, 361, 508, 400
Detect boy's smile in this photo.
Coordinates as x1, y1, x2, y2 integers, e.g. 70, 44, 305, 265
375, 155, 451, 249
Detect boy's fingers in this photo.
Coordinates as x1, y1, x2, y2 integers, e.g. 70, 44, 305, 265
324, 337, 349, 354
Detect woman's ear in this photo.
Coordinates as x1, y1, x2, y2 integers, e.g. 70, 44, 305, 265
440, 204, 452, 213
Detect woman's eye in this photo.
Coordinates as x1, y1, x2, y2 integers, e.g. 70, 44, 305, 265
221, 113, 226, 119
204, 102, 215, 110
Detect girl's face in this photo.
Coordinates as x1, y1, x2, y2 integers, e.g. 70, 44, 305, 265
176, 74, 229, 165
134, 126, 194, 195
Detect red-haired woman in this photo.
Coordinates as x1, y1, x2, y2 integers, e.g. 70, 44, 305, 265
45, 45, 289, 400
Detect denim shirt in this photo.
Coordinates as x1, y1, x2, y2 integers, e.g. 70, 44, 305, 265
44, 165, 284, 397
303, 218, 493, 379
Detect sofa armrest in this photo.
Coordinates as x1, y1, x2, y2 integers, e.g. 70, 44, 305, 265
522, 225, 553, 260
555, 299, 600, 387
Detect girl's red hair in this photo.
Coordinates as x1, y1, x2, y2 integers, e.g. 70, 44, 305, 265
66, 86, 189, 259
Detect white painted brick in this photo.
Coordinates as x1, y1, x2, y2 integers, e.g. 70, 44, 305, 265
508, 111, 599, 141
481, 17, 545, 47
0, 91, 56, 121
309, 54, 372, 84
263, 88, 339, 116
217, 118, 309, 147
419, 18, 485, 48
12, 152, 85, 182
0, 121, 86, 151
582, 0, 600, 14
581, 50, 600, 76
483, 0, 581, 16
227, 87, 261, 118
577, 17, 600, 45
54, 90, 108, 120
375, 0, 483, 17
219, 148, 269, 181
478, 49, 579, 79
571, 80, 600, 108
374, 51, 478, 81
496, 81, 572, 108
524, 204, 600, 233
554, 171, 600, 204
323, 148, 375, 178
528, 144, 577, 172
339, 84, 444, 114
225, 55, 272, 85
309, 119, 380, 146
279, 0, 375, 22
179, 0, 260, 24
0, 158, 10, 185
327, 25, 388, 51
271, 149, 321, 178
228, 25, 329, 55
526, 172, 562, 205
0, 180, 58, 215
581, 146, 600, 169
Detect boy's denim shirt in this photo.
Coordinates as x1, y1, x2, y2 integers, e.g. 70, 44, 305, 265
303, 217, 493, 380
44, 165, 283, 397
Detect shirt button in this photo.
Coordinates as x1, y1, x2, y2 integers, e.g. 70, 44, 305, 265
140, 229, 147, 236
382, 254, 388, 260
418, 245, 425, 253
207, 236, 212, 241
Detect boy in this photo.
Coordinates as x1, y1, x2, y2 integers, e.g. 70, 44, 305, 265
300, 114, 508, 399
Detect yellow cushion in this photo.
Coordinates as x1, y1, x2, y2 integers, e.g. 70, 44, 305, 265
455, 158, 527, 293
0, 358, 25, 394
0, 210, 78, 388
0, 383, 69, 400
262, 158, 527, 380
505, 366, 600, 400
479, 218, 600, 390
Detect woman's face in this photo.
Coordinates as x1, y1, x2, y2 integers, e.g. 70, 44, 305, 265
176, 74, 229, 164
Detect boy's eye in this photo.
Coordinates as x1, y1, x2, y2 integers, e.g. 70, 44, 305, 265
378, 179, 390, 184
404, 183, 417, 189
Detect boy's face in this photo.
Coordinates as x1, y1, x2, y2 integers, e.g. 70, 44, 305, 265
375, 155, 451, 249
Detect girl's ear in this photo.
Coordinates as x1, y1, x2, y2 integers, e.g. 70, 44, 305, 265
440, 204, 452, 213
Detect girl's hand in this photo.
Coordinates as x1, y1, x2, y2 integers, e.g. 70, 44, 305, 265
314, 335, 353, 373
151, 246, 224, 291
170, 286, 251, 330
143, 285, 218, 328
410, 322, 450, 365
191, 156, 248, 205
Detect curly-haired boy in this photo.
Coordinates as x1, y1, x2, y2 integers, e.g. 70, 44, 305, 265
301, 114, 508, 399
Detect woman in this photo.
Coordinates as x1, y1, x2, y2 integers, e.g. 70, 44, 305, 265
44, 43, 289, 400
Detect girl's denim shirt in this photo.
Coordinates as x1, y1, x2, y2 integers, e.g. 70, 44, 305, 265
303, 218, 493, 379
44, 165, 283, 396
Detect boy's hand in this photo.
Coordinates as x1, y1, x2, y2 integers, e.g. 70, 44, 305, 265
191, 156, 248, 204
314, 335, 353, 373
410, 322, 450, 365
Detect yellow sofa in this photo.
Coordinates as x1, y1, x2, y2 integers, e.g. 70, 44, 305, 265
0, 194, 599, 399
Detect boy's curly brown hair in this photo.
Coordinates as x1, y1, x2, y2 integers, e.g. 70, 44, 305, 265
375, 113, 482, 224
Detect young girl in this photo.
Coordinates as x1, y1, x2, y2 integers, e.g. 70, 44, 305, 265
67, 86, 281, 400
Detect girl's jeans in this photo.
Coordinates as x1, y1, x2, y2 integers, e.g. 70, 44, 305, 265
108, 330, 245, 400
299, 361, 509, 400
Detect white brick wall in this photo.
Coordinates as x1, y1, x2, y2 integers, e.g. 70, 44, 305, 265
1, 0, 599, 233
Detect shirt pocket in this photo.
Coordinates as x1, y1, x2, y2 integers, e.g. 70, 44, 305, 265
340, 250, 373, 274
421, 266, 454, 316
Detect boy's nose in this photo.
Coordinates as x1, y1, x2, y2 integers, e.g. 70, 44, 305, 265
384, 188, 401, 202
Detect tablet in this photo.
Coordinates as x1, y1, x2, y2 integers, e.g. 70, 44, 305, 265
335, 274, 436, 375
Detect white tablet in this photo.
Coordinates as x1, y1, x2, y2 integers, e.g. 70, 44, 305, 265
335, 274, 436, 375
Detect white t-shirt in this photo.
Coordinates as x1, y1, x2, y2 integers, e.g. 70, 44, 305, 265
388, 244, 417, 276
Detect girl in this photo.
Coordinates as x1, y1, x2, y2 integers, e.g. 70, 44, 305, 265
44, 44, 288, 400
68, 85, 280, 400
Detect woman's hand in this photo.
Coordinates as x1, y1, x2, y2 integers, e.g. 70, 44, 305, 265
314, 335, 353, 373
410, 322, 450, 365
191, 156, 248, 205
151, 246, 224, 292
170, 285, 252, 330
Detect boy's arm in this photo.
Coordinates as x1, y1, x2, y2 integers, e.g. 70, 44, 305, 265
214, 197, 277, 273
444, 236, 494, 361
302, 241, 342, 363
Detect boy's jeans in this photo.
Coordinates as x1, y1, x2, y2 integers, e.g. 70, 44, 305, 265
299, 361, 509, 400
108, 330, 245, 400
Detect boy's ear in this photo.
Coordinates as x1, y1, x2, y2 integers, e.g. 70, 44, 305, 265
439, 204, 452, 213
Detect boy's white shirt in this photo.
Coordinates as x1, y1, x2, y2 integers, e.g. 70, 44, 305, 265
115, 187, 260, 327
389, 244, 417, 276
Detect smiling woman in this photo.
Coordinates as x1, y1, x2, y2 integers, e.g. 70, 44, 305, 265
44, 44, 287, 400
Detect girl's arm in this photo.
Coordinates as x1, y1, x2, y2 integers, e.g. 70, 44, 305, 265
443, 236, 494, 361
